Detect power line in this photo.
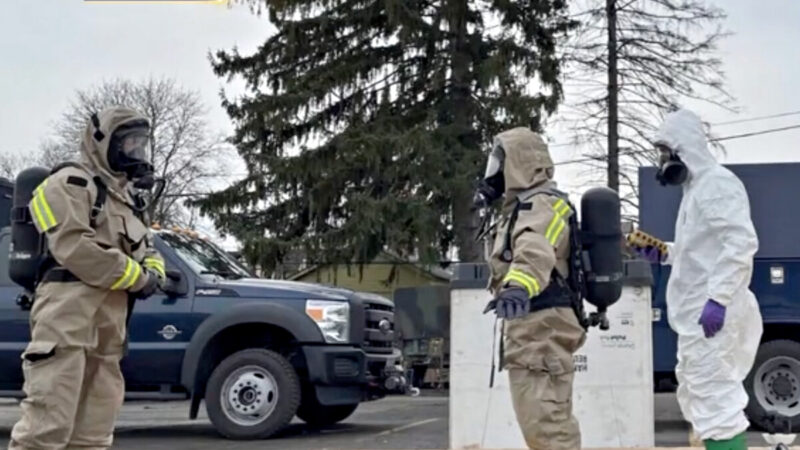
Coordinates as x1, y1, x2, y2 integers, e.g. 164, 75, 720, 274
712, 110, 800, 126
548, 109, 800, 147
712, 123, 800, 142
554, 123, 800, 166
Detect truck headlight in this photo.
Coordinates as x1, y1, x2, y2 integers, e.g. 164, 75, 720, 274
305, 300, 350, 343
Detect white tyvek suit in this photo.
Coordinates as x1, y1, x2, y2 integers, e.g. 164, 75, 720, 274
657, 109, 763, 440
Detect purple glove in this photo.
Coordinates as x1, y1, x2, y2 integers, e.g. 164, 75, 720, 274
635, 246, 665, 264
698, 299, 726, 338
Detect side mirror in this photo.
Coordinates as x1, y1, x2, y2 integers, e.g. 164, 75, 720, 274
161, 269, 189, 298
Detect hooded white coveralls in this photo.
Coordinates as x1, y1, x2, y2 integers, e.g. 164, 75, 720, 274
656, 109, 763, 440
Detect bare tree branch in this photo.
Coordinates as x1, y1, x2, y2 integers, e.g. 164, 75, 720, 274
557, 0, 734, 215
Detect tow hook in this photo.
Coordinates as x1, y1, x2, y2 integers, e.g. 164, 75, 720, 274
384, 365, 419, 397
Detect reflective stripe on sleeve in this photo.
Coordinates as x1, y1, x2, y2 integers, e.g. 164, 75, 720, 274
127, 261, 142, 289
111, 258, 141, 290
545, 198, 571, 245
144, 257, 166, 278
31, 181, 57, 232
503, 269, 541, 298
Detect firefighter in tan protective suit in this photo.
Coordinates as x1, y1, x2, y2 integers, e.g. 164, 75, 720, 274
9, 107, 166, 450
477, 127, 586, 450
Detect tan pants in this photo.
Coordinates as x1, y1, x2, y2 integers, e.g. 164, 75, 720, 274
504, 307, 586, 450
9, 282, 128, 450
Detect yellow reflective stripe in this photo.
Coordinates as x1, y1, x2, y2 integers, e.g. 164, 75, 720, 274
144, 258, 165, 269
556, 201, 570, 216
503, 269, 541, 298
544, 217, 561, 243
30, 194, 49, 231
144, 258, 166, 278
126, 261, 142, 289
38, 189, 58, 230
111, 258, 134, 290
550, 218, 567, 245
504, 273, 534, 297
30, 180, 57, 232
545, 198, 571, 245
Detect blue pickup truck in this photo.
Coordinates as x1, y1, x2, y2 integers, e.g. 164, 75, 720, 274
0, 177, 408, 440
641, 163, 800, 431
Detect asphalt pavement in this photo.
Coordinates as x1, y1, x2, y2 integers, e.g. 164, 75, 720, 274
0, 394, 448, 450
0, 393, 793, 448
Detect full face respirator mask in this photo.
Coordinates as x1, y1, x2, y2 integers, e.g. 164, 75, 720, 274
655, 144, 688, 186
105, 118, 156, 190
473, 143, 506, 209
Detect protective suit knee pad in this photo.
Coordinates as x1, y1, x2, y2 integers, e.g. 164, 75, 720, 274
704, 432, 747, 450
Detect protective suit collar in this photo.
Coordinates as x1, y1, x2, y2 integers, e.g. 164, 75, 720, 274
654, 109, 717, 182
80, 107, 149, 192
493, 127, 553, 209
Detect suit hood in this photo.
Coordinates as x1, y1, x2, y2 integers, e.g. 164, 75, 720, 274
495, 127, 554, 202
79, 107, 149, 189
655, 108, 717, 178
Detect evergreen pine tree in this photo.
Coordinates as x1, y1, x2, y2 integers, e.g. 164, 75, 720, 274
198, 0, 574, 274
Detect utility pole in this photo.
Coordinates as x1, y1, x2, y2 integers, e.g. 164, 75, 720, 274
606, 0, 620, 192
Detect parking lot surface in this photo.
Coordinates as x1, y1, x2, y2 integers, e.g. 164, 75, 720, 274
0, 393, 792, 448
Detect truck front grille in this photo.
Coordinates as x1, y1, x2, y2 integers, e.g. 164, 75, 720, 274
363, 300, 395, 354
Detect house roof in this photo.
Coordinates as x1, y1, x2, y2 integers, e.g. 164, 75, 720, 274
288, 250, 453, 282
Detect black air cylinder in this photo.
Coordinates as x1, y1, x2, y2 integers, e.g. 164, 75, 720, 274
9, 167, 50, 291
580, 186, 623, 308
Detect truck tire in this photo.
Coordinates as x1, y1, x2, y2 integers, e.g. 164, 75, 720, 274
745, 340, 800, 431
296, 396, 358, 427
205, 349, 301, 440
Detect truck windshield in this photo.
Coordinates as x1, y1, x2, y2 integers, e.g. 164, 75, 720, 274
158, 232, 253, 279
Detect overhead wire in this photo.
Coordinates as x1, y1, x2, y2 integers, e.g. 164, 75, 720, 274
553, 122, 800, 166
712, 110, 800, 126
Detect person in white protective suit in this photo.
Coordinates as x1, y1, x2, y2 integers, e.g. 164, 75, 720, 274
635, 108, 763, 450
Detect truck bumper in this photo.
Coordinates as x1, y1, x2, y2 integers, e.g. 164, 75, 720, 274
303, 345, 367, 385
302, 345, 412, 405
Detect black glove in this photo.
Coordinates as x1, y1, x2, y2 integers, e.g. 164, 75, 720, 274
483, 286, 530, 320
131, 269, 159, 300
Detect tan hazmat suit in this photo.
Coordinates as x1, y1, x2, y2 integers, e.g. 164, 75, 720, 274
9, 107, 165, 450
487, 128, 586, 450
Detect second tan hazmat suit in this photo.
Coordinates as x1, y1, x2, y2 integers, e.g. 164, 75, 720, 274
9, 107, 165, 450
484, 128, 586, 450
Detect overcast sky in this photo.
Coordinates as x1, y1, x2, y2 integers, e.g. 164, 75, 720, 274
1, 0, 270, 158
1, 0, 798, 235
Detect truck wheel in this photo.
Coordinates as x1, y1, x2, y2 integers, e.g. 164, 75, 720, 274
205, 349, 300, 440
745, 340, 800, 431
296, 393, 358, 427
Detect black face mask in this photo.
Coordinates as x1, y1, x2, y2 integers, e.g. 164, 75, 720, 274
656, 150, 688, 186
473, 172, 505, 209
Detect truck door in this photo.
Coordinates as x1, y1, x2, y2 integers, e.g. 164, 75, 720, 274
120, 243, 196, 390
0, 230, 27, 391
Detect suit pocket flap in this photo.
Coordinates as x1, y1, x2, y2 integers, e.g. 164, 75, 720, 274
22, 341, 56, 363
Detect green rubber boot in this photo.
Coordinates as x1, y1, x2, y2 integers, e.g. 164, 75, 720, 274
704, 432, 747, 450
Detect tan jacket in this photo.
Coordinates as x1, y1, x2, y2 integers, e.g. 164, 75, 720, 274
486, 128, 572, 298
29, 108, 165, 294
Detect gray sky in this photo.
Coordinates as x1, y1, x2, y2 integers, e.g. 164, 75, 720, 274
1, 0, 798, 232
1, 0, 270, 158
